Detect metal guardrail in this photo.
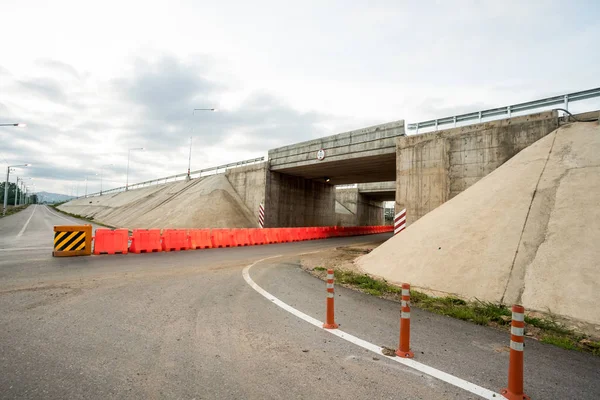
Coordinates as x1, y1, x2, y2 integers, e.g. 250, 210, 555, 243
407, 87, 600, 133
83, 156, 265, 198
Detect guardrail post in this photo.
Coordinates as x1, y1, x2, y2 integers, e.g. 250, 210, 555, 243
453, 116, 457, 127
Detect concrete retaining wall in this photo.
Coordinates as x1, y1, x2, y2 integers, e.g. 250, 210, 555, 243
265, 171, 335, 227
396, 111, 560, 224
225, 162, 268, 225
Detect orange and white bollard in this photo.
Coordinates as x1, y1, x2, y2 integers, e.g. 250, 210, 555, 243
501, 305, 530, 400
323, 269, 339, 329
396, 283, 414, 358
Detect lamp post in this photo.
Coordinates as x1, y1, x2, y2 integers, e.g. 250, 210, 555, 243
14, 177, 21, 206
0, 123, 26, 127
190, 108, 217, 180
100, 164, 113, 195
3, 163, 31, 216
126, 148, 144, 191
84, 174, 98, 197
19, 178, 32, 204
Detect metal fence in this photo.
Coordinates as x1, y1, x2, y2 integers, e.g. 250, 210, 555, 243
407, 87, 600, 134
83, 156, 265, 198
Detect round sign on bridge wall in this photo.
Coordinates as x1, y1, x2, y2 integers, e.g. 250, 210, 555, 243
317, 149, 325, 160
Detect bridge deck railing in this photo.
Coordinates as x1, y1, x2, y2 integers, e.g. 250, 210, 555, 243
407, 87, 600, 134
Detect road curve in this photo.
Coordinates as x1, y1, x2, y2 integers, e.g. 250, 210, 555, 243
1, 209, 599, 399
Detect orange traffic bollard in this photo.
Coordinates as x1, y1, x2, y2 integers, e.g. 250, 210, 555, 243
323, 269, 338, 329
396, 283, 414, 358
501, 305, 530, 400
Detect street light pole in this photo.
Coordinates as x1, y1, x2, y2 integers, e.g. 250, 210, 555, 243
190, 108, 217, 180
14, 177, 20, 206
126, 148, 144, 191
85, 174, 98, 197
3, 163, 30, 216
100, 164, 113, 195
0, 123, 26, 127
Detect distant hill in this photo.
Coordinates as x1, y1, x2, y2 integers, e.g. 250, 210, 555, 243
36, 191, 74, 204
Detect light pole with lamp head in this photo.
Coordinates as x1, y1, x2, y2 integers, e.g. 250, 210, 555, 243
20, 178, 32, 204
190, 108, 217, 180
0, 123, 26, 127
14, 177, 21, 206
126, 148, 144, 191
3, 163, 31, 216
100, 164, 113, 195
85, 174, 98, 197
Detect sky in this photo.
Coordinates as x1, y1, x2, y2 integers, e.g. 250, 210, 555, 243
1, 0, 599, 195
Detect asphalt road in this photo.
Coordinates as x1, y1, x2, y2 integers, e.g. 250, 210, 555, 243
1, 206, 599, 399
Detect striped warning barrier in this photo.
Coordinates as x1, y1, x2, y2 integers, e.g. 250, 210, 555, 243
501, 305, 530, 400
53, 225, 92, 257
396, 283, 414, 358
258, 203, 265, 228
394, 208, 407, 235
323, 269, 339, 329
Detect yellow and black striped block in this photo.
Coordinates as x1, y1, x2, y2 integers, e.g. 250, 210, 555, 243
53, 225, 92, 257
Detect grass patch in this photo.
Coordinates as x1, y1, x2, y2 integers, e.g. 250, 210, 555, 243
0, 204, 29, 218
313, 267, 327, 272
334, 270, 401, 296
525, 316, 571, 335
326, 269, 599, 356
541, 335, 577, 351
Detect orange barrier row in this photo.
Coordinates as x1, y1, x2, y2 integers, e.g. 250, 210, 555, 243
92, 225, 393, 255
162, 229, 189, 252
129, 229, 161, 254
93, 228, 129, 255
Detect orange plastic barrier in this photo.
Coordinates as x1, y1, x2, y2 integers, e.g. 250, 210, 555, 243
247, 228, 266, 245
189, 229, 212, 249
93, 228, 129, 255
263, 228, 281, 244
232, 229, 251, 247
211, 229, 234, 248
162, 229, 189, 252
129, 229, 161, 254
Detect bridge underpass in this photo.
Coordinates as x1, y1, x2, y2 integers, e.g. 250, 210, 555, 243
265, 120, 405, 227
335, 182, 395, 227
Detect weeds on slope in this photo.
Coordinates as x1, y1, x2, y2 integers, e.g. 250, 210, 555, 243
0, 204, 29, 218
308, 266, 600, 356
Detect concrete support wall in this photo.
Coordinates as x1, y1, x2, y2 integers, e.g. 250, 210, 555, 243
396, 111, 559, 224
335, 188, 384, 226
225, 162, 268, 225
265, 171, 335, 227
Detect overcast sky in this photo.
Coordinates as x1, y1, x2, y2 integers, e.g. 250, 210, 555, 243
1, 0, 599, 195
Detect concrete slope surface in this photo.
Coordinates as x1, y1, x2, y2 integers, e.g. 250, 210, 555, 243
358, 121, 600, 326
58, 174, 258, 229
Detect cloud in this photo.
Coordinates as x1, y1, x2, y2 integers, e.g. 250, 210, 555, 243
35, 59, 81, 80
18, 78, 69, 104
1, 54, 336, 194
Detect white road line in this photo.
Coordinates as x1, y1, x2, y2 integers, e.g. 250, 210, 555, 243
0, 247, 53, 252
44, 205, 79, 225
16, 205, 37, 238
242, 257, 501, 400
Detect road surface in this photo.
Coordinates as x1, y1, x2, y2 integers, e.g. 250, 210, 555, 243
1, 206, 599, 399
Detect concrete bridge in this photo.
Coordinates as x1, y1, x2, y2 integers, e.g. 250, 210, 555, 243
227, 110, 562, 228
